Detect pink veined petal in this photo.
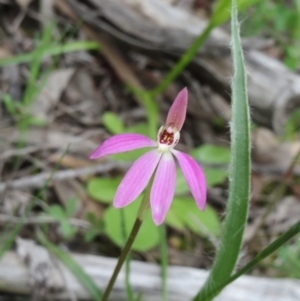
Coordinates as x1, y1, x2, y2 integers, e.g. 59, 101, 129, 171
114, 150, 162, 208
166, 87, 188, 131
172, 150, 206, 210
89, 133, 157, 159
150, 152, 176, 225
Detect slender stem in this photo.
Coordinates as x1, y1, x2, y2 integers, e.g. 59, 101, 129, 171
150, 23, 214, 97
101, 218, 143, 301
101, 184, 151, 301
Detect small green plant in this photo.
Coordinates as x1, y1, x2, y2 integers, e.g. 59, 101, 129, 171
84, 212, 104, 242
47, 198, 78, 239
275, 236, 300, 278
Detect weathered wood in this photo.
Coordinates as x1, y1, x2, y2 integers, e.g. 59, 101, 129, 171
0, 240, 300, 301
64, 0, 300, 133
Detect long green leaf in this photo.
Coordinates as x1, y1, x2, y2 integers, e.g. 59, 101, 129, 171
38, 232, 102, 301
0, 41, 100, 67
198, 219, 300, 300
193, 0, 251, 300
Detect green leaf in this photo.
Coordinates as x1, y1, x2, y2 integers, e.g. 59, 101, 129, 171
2, 94, 17, 115
165, 206, 186, 231
194, 1, 251, 299
84, 212, 103, 242
175, 167, 227, 194
175, 169, 190, 195
48, 205, 66, 220
204, 168, 227, 187
60, 221, 78, 239
0, 40, 100, 67
103, 197, 159, 251
126, 123, 149, 136
190, 144, 230, 164
102, 112, 125, 134
66, 197, 78, 217
87, 177, 122, 203
167, 198, 220, 237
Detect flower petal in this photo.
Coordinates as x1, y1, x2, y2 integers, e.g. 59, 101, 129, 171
166, 87, 188, 131
89, 133, 157, 159
114, 150, 162, 208
150, 152, 176, 225
172, 150, 206, 210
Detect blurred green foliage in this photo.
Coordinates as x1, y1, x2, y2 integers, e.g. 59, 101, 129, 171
275, 236, 300, 278
283, 108, 300, 140
241, 0, 300, 69
47, 198, 78, 239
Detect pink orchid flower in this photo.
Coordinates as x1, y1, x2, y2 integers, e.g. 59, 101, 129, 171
90, 88, 206, 225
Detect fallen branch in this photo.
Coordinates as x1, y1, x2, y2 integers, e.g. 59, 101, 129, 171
0, 161, 130, 193
0, 239, 299, 301
63, 0, 300, 133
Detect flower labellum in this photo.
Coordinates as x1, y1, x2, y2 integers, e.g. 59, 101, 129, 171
89, 88, 207, 225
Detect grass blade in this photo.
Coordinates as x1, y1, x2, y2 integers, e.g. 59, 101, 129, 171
197, 219, 300, 301
38, 231, 102, 301
0, 41, 100, 67
193, 0, 251, 300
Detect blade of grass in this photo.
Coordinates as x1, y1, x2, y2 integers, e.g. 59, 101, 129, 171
23, 23, 53, 106
150, 0, 259, 97
37, 231, 102, 301
0, 41, 100, 67
150, 23, 214, 97
193, 0, 251, 300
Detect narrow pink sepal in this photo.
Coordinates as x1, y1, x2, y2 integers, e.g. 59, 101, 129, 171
172, 150, 206, 210
114, 150, 162, 208
150, 152, 176, 225
89, 133, 157, 159
166, 87, 188, 131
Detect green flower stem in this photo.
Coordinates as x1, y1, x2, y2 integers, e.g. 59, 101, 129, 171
101, 217, 143, 301
101, 185, 151, 301
200, 219, 300, 301
150, 22, 214, 97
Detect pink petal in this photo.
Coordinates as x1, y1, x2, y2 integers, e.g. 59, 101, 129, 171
89, 133, 157, 159
114, 150, 162, 208
172, 150, 206, 210
150, 152, 176, 225
166, 87, 188, 131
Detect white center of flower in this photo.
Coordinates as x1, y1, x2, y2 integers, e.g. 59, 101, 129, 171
157, 125, 180, 153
